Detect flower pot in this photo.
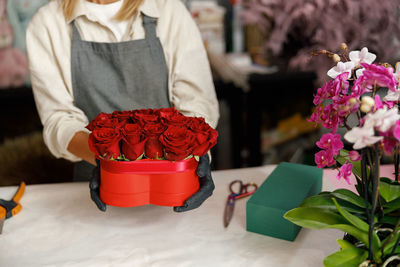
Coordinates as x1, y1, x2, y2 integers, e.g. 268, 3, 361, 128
99, 157, 199, 207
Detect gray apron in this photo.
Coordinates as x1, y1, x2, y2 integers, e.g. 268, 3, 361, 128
71, 14, 170, 181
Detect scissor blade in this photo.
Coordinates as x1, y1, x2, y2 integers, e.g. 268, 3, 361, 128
223, 196, 235, 228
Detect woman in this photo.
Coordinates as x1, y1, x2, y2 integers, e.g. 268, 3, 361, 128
26, 0, 219, 212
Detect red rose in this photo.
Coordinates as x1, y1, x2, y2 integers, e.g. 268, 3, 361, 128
157, 107, 179, 117
160, 108, 190, 127
121, 123, 146, 160
159, 126, 194, 161
112, 110, 133, 126
133, 109, 160, 126
189, 117, 218, 156
143, 123, 167, 159
86, 112, 116, 131
88, 127, 122, 159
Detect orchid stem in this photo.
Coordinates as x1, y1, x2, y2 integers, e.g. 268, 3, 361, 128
361, 149, 370, 222
368, 144, 380, 260
395, 145, 399, 182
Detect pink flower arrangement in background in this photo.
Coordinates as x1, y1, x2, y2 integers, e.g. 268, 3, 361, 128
240, 0, 400, 86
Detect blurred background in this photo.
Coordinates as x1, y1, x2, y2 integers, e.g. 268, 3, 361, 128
1, 0, 400, 185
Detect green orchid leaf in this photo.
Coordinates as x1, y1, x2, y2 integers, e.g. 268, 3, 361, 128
283, 207, 348, 229
323, 247, 368, 267
379, 216, 400, 226
284, 207, 380, 251
300, 194, 364, 214
379, 178, 400, 203
382, 229, 400, 256
332, 198, 369, 232
319, 191, 333, 195
332, 189, 366, 208
336, 239, 357, 250
384, 197, 400, 214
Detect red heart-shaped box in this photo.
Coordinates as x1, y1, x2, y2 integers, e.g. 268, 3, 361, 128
99, 157, 200, 207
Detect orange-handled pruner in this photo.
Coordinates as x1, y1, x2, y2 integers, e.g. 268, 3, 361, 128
0, 182, 25, 234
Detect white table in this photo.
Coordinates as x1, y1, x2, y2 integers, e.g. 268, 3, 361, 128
0, 165, 342, 267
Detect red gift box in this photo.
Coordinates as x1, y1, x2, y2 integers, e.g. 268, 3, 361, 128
99, 157, 200, 207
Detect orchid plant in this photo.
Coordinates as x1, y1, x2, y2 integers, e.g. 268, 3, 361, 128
284, 45, 400, 267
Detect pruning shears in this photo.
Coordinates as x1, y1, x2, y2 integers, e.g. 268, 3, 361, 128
0, 182, 25, 234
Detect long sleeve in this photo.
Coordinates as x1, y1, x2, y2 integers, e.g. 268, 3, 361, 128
26, 11, 89, 162
163, 0, 220, 129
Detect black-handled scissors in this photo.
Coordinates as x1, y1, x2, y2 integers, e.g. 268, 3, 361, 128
223, 180, 258, 228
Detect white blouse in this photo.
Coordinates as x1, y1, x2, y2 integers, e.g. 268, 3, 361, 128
26, 0, 219, 162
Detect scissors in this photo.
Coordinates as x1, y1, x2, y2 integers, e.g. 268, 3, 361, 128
0, 182, 25, 234
223, 180, 258, 228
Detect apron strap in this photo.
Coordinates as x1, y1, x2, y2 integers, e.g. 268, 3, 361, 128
142, 15, 157, 40
71, 22, 82, 41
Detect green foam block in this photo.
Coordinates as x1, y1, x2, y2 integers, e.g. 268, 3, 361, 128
246, 162, 322, 241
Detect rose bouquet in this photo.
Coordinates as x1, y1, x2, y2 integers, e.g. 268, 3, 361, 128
87, 107, 218, 161
284, 45, 400, 266
86, 107, 218, 207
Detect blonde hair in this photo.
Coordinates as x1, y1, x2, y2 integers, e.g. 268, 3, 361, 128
62, 0, 145, 21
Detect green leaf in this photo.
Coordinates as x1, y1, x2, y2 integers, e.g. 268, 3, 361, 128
332, 189, 366, 208
384, 197, 400, 214
300, 194, 364, 214
379, 178, 400, 202
135, 153, 144, 161
336, 239, 357, 250
332, 198, 369, 232
382, 229, 400, 256
379, 216, 400, 226
194, 155, 200, 162
284, 207, 348, 229
184, 155, 194, 160
323, 247, 368, 267
284, 207, 380, 251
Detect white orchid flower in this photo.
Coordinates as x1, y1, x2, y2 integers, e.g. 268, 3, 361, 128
349, 47, 376, 68
344, 126, 383, 149
355, 68, 364, 78
384, 89, 400, 102
364, 106, 400, 132
327, 61, 355, 79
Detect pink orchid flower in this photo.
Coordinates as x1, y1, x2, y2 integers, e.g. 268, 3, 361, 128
337, 161, 353, 185
393, 120, 400, 142
316, 133, 343, 154
359, 63, 398, 92
315, 150, 336, 168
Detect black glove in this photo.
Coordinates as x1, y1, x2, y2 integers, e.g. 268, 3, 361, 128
174, 154, 215, 212
90, 159, 107, 212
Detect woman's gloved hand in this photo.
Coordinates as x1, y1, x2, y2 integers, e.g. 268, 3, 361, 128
90, 159, 107, 212
174, 154, 215, 212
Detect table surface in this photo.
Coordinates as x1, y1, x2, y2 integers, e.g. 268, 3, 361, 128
0, 165, 342, 267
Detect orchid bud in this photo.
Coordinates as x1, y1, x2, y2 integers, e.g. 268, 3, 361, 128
332, 54, 341, 63
341, 43, 348, 51
348, 97, 357, 105
348, 151, 361, 161
360, 103, 372, 113
361, 96, 375, 107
